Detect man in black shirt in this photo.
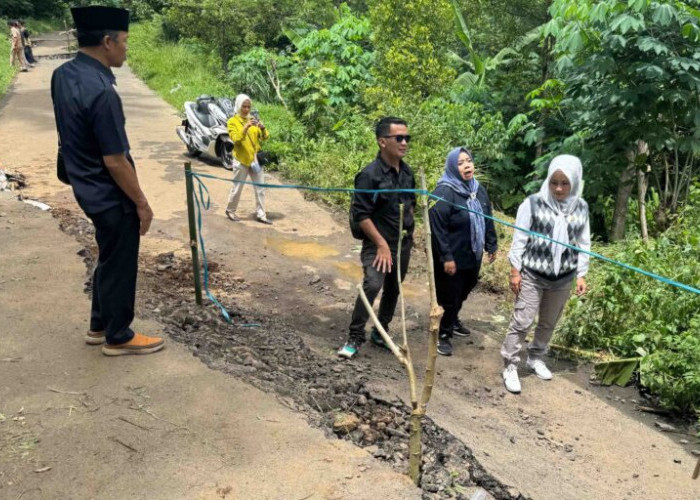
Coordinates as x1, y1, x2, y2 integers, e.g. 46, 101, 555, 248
51, 6, 164, 356
339, 117, 416, 359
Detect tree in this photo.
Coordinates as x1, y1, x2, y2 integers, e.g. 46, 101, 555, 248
367, 0, 455, 105
282, 6, 374, 132
539, 0, 700, 240
164, 0, 341, 70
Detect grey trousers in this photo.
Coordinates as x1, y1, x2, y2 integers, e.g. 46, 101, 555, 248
226, 164, 266, 219
500, 268, 574, 366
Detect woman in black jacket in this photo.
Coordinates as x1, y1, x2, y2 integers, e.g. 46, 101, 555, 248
430, 147, 497, 356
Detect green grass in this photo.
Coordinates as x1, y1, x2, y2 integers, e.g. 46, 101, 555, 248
128, 21, 232, 111
25, 18, 67, 33
0, 36, 17, 100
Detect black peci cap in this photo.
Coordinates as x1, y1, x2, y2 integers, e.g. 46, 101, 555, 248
71, 6, 130, 32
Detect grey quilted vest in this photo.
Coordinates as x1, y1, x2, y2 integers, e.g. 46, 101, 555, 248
521, 194, 588, 279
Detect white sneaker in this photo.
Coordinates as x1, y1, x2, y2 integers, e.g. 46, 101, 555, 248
527, 358, 553, 380
502, 364, 521, 393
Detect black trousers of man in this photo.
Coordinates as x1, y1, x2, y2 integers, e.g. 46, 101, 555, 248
348, 239, 412, 343
434, 265, 480, 338
87, 205, 139, 345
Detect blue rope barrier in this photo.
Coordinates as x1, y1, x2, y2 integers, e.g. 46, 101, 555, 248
185, 169, 699, 321
190, 173, 261, 327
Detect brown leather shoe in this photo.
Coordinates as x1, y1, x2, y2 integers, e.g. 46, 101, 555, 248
85, 330, 106, 345
101, 333, 165, 356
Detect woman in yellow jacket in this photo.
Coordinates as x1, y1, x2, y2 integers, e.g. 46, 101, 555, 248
225, 94, 271, 224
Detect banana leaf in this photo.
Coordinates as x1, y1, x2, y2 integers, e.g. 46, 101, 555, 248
594, 357, 641, 387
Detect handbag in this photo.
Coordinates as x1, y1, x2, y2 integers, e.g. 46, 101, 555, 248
250, 154, 262, 174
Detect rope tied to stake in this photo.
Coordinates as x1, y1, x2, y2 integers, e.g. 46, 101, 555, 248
185, 169, 700, 322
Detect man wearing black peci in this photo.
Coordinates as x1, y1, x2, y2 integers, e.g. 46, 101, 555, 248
51, 6, 164, 356
339, 117, 416, 359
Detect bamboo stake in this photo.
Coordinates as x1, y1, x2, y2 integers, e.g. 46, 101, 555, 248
419, 167, 443, 409
356, 171, 443, 486
397, 204, 418, 410
357, 287, 407, 365
184, 162, 203, 305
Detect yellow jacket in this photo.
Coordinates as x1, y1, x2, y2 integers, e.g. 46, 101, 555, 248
227, 114, 270, 167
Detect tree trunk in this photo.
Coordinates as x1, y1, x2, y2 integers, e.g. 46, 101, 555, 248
637, 167, 649, 242
610, 163, 636, 241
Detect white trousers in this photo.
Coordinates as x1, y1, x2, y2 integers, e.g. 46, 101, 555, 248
226, 164, 266, 219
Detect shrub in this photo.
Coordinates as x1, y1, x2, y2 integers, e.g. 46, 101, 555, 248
557, 184, 700, 414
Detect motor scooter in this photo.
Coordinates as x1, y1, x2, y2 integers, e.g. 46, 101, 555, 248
176, 95, 237, 170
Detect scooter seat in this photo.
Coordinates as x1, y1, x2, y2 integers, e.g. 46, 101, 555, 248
194, 109, 216, 128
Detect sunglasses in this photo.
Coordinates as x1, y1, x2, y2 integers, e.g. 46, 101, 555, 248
383, 134, 412, 143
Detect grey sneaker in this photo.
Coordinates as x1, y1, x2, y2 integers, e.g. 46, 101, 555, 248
453, 320, 471, 337
225, 210, 240, 222
437, 336, 453, 356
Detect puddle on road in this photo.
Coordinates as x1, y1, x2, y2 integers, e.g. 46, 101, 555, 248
265, 236, 340, 260
263, 236, 426, 298
333, 261, 363, 281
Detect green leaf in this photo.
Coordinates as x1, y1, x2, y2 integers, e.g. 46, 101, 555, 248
610, 13, 645, 34
595, 358, 641, 386
628, 0, 647, 13
632, 333, 647, 343
636, 36, 669, 55
651, 4, 677, 26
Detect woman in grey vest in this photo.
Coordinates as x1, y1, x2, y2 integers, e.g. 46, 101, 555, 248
501, 155, 590, 394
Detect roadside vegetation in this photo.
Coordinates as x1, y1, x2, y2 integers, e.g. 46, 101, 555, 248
0, 16, 66, 99
5, 0, 700, 423
0, 34, 14, 98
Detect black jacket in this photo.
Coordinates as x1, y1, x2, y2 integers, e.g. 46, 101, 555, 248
351, 153, 416, 247
429, 183, 497, 270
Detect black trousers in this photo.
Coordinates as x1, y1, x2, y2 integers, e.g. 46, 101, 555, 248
24, 46, 36, 64
87, 206, 140, 345
348, 239, 412, 342
434, 264, 480, 338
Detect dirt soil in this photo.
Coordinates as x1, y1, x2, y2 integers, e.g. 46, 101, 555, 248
1, 36, 699, 500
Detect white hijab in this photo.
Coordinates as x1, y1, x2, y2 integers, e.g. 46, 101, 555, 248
233, 93, 252, 116
538, 154, 584, 275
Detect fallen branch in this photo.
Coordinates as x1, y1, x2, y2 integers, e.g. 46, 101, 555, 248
635, 405, 671, 416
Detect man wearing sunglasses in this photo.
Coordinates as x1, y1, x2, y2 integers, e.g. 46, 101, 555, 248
339, 117, 416, 359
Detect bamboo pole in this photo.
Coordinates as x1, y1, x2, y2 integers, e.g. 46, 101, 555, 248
356, 173, 443, 486
357, 287, 407, 365
184, 162, 203, 305
419, 167, 443, 408
397, 204, 418, 410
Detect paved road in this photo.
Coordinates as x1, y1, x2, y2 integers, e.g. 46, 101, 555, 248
0, 39, 418, 500
1, 37, 698, 500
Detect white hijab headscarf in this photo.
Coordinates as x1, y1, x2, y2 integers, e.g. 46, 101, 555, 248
233, 93, 252, 116
538, 154, 583, 275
